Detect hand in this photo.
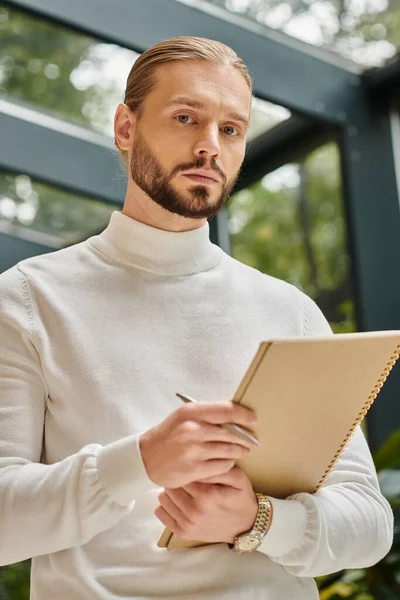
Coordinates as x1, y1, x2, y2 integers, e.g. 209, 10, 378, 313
155, 466, 259, 544
139, 401, 257, 489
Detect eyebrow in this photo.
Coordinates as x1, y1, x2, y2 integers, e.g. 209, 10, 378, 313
165, 96, 249, 128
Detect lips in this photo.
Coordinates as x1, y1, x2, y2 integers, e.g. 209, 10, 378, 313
183, 174, 218, 185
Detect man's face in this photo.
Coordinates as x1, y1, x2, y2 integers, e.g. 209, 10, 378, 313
128, 60, 251, 220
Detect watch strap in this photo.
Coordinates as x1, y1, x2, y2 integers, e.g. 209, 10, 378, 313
231, 493, 272, 553
253, 492, 272, 538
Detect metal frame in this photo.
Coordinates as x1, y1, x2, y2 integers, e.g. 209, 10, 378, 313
0, 230, 53, 273
0, 98, 125, 204
1, 0, 400, 451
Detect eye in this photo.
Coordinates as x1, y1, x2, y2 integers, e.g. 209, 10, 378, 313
223, 125, 239, 137
176, 114, 195, 124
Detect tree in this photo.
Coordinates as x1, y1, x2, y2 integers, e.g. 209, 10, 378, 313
208, 0, 400, 68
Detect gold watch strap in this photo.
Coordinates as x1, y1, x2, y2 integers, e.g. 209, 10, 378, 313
230, 493, 272, 551
252, 493, 272, 539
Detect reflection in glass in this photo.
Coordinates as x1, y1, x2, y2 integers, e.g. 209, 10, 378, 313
0, 171, 116, 247
228, 142, 357, 332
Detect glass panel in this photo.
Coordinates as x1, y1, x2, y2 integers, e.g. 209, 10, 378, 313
178, 0, 400, 68
392, 104, 400, 200
0, 4, 139, 137
0, 4, 289, 139
228, 142, 357, 333
248, 97, 291, 140
0, 171, 116, 247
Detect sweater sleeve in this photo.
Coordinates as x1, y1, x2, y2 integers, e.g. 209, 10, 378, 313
0, 266, 155, 567
258, 291, 394, 577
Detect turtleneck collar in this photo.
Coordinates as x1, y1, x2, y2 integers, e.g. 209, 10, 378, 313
89, 211, 223, 276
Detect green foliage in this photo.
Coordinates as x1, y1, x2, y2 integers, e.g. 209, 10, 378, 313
0, 561, 30, 599
0, 2, 115, 130
374, 430, 400, 472
228, 143, 357, 333
208, 0, 400, 67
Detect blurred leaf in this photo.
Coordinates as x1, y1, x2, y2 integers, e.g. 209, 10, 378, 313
387, 498, 400, 510
374, 430, 400, 471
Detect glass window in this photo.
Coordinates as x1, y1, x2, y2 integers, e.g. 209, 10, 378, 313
0, 5, 289, 141
177, 0, 400, 68
248, 97, 290, 141
0, 4, 139, 137
0, 171, 116, 247
228, 142, 357, 333
390, 101, 400, 201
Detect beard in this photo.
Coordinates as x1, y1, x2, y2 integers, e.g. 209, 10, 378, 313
129, 130, 240, 220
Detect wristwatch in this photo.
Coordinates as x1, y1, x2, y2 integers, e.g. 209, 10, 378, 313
231, 493, 272, 553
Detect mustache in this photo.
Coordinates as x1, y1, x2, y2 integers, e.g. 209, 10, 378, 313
170, 158, 226, 184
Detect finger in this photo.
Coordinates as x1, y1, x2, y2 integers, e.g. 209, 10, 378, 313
158, 490, 187, 524
196, 466, 245, 489
182, 480, 237, 503
181, 421, 255, 449
201, 441, 250, 461
182, 482, 210, 499
196, 458, 236, 480
154, 504, 181, 533
178, 401, 257, 429
165, 487, 194, 512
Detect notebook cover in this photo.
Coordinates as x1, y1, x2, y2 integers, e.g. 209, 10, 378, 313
158, 330, 400, 550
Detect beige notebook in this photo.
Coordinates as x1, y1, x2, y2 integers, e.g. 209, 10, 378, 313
158, 330, 400, 550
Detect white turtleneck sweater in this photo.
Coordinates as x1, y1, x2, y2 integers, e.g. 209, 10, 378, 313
0, 211, 393, 600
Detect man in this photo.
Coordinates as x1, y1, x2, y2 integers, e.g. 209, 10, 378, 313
0, 36, 393, 599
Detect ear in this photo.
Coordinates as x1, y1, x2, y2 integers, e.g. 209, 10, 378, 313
114, 103, 137, 151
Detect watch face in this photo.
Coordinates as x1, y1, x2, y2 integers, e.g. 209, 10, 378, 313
238, 535, 260, 552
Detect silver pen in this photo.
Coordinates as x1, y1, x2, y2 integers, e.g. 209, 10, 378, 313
176, 392, 259, 446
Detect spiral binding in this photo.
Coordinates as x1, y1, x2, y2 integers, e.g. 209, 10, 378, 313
314, 343, 400, 493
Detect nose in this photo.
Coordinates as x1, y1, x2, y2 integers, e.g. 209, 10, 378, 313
192, 125, 221, 161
